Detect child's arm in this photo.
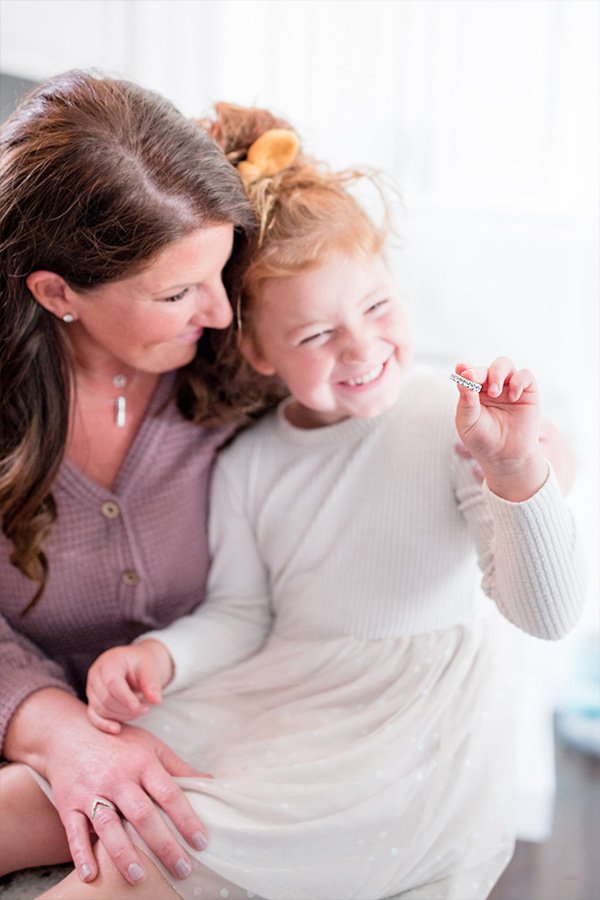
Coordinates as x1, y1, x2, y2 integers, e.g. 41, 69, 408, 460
86, 639, 174, 734
88, 450, 272, 735
89, 443, 273, 721
452, 356, 585, 638
452, 356, 548, 501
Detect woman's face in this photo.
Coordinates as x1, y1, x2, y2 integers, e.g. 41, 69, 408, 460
65, 225, 235, 374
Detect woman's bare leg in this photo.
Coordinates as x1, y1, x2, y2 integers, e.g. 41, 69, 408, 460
0, 763, 71, 875
40, 842, 180, 899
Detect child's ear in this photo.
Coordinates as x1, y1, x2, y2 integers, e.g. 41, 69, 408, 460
238, 331, 276, 376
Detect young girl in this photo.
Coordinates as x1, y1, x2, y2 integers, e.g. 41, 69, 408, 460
8, 107, 585, 900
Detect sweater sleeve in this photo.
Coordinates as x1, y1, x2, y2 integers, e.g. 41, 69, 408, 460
137, 451, 272, 693
0, 614, 75, 755
453, 456, 586, 640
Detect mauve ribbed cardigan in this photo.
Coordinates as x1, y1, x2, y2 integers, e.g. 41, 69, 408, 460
0, 375, 231, 753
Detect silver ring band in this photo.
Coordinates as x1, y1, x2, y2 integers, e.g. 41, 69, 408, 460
450, 372, 482, 393
90, 798, 118, 821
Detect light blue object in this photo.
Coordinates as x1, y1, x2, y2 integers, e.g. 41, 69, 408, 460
556, 635, 600, 756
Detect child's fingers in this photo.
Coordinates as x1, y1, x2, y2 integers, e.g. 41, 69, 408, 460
482, 356, 516, 398
452, 364, 484, 400
87, 705, 123, 735
456, 362, 487, 385
88, 672, 148, 718
106, 672, 149, 714
507, 367, 537, 402
89, 689, 149, 721
455, 364, 489, 401
137, 668, 163, 705
453, 378, 482, 435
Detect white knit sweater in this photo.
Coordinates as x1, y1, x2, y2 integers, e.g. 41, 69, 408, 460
149, 366, 585, 692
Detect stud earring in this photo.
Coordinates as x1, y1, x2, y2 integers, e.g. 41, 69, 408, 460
62, 313, 75, 323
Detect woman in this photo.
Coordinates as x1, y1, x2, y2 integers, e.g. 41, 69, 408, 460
0, 70, 280, 888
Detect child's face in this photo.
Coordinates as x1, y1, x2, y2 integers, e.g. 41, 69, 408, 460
241, 251, 413, 428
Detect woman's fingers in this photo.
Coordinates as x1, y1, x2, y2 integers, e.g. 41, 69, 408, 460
113, 784, 198, 880
86, 797, 149, 885
62, 810, 97, 883
143, 756, 210, 854
48, 717, 210, 885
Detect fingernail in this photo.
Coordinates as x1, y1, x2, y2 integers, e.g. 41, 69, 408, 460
193, 830, 208, 851
175, 858, 192, 878
488, 382, 499, 396
128, 863, 145, 882
79, 864, 92, 882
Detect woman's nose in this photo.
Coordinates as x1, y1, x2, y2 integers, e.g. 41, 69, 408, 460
193, 281, 233, 330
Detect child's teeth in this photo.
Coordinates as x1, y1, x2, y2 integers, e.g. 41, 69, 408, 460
346, 363, 383, 386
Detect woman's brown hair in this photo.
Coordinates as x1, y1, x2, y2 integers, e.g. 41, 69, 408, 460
0, 70, 260, 610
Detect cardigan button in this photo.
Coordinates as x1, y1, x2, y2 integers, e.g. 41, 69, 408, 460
101, 501, 120, 519
121, 569, 140, 586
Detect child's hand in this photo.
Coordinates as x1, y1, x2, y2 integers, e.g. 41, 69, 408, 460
86, 639, 174, 735
453, 356, 549, 501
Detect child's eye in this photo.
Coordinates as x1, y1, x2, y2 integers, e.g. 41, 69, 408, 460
366, 299, 388, 314
163, 287, 189, 303
298, 330, 332, 346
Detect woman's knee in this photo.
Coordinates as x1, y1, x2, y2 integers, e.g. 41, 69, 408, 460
42, 843, 181, 899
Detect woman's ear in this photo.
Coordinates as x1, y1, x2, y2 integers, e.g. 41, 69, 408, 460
238, 331, 276, 376
26, 271, 77, 321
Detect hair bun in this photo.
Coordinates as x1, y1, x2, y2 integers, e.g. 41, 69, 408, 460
238, 129, 299, 186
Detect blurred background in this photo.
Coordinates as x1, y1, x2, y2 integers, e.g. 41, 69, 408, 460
1, 2, 598, 898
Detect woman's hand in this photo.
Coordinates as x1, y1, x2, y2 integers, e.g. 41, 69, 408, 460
453, 356, 549, 501
86, 640, 174, 734
5, 689, 208, 886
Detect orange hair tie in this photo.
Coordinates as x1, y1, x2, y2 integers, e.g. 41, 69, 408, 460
237, 128, 299, 186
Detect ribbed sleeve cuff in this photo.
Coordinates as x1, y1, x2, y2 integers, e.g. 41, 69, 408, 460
137, 623, 232, 694
133, 628, 192, 694
483, 465, 586, 639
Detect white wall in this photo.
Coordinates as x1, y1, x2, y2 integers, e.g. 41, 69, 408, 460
2, 0, 598, 838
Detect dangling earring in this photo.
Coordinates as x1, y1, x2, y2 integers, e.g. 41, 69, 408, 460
235, 296, 243, 333
62, 313, 75, 323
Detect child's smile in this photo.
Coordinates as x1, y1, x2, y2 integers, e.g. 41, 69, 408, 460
340, 360, 387, 387
240, 251, 413, 428
337, 351, 397, 392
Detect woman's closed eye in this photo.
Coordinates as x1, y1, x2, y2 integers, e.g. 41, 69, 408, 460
162, 287, 189, 303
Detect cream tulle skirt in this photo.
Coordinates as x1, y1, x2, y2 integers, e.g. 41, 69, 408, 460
127, 609, 516, 900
